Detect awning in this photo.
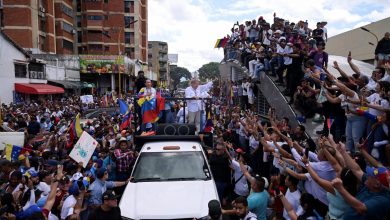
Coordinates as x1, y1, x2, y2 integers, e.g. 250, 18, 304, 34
48, 80, 82, 89
15, 83, 64, 94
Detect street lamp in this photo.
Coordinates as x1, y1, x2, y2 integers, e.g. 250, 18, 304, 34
360, 27, 379, 44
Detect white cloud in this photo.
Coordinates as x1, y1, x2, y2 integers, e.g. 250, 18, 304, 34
148, 0, 390, 72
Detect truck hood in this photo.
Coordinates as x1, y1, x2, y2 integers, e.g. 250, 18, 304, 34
119, 180, 218, 219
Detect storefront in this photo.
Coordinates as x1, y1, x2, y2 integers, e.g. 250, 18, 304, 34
14, 83, 64, 103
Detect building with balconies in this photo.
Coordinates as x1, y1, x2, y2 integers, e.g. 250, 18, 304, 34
0, 0, 76, 55
148, 41, 170, 88
76, 0, 148, 95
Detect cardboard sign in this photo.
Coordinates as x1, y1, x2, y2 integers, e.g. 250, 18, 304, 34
80, 95, 94, 104
69, 131, 98, 168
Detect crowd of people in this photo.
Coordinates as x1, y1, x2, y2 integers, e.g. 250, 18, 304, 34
0, 13, 390, 220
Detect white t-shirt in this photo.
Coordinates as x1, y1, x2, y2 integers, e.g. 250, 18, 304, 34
36, 182, 51, 196
249, 135, 259, 154
380, 74, 390, 82
232, 159, 251, 196
366, 77, 377, 91
367, 93, 389, 116
338, 92, 359, 117
264, 141, 286, 166
283, 189, 303, 220
60, 195, 77, 220
242, 82, 249, 96
322, 27, 327, 41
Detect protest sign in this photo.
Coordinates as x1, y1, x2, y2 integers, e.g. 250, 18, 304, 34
69, 131, 98, 168
80, 95, 94, 104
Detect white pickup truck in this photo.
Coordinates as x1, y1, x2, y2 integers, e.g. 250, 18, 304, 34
119, 136, 219, 220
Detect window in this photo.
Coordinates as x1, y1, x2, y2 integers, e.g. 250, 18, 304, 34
77, 16, 81, 27
104, 46, 110, 51
40, 17, 46, 32
61, 4, 73, 17
148, 44, 152, 48
77, 31, 82, 43
63, 22, 74, 33
76, 0, 81, 12
132, 152, 210, 181
124, 1, 131, 13
104, 15, 108, 20
14, 64, 27, 78
124, 32, 131, 44
148, 54, 152, 58
62, 39, 73, 50
104, 0, 108, 3
124, 16, 134, 28
87, 15, 103, 20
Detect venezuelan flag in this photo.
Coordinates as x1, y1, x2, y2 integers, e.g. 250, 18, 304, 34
68, 113, 83, 145
356, 108, 378, 121
137, 89, 165, 124
120, 111, 133, 130
118, 99, 129, 115
5, 144, 22, 161
203, 111, 214, 133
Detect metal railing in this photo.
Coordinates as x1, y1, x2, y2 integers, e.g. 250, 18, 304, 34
132, 97, 212, 130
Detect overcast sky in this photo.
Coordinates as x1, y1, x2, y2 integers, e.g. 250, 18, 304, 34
148, 0, 390, 72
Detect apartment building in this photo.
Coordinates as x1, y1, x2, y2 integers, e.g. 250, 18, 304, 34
1, 0, 76, 54
76, 0, 148, 63
148, 41, 169, 87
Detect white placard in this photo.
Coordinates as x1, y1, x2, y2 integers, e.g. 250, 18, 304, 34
0, 132, 25, 150
69, 131, 98, 168
80, 95, 94, 104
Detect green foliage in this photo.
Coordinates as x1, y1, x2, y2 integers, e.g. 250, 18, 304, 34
198, 62, 220, 81
170, 66, 192, 89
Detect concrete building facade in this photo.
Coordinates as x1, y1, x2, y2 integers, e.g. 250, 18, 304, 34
326, 17, 390, 64
148, 41, 169, 87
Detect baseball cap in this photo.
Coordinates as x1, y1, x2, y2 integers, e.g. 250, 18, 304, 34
102, 190, 120, 201
208, 200, 222, 219
366, 166, 389, 188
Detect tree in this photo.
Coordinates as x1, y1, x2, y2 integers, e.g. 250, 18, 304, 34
170, 66, 192, 90
198, 62, 220, 81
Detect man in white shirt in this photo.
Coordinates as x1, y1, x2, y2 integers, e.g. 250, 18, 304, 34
283, 175, 303, 220
185, 78, 213, 132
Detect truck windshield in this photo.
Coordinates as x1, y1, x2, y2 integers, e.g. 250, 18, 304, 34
132, 151, 210, 182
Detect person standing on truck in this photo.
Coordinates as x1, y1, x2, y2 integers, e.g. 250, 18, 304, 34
185, 78, 213, 132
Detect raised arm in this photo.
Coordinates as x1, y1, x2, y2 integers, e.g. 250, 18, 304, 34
337, 143, 364, 180
347, 53, 361, 75
306, 164, 335, 194
43, 165, 63, 211
332, 178, 367, 214
358, 144, 383, 168
279, 193, 298, 220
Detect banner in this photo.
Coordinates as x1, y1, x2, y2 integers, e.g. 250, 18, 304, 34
0, 132, 24, 150
80, 55, 125, 74
69, 131, 98, 168
80, 95, 94, 104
